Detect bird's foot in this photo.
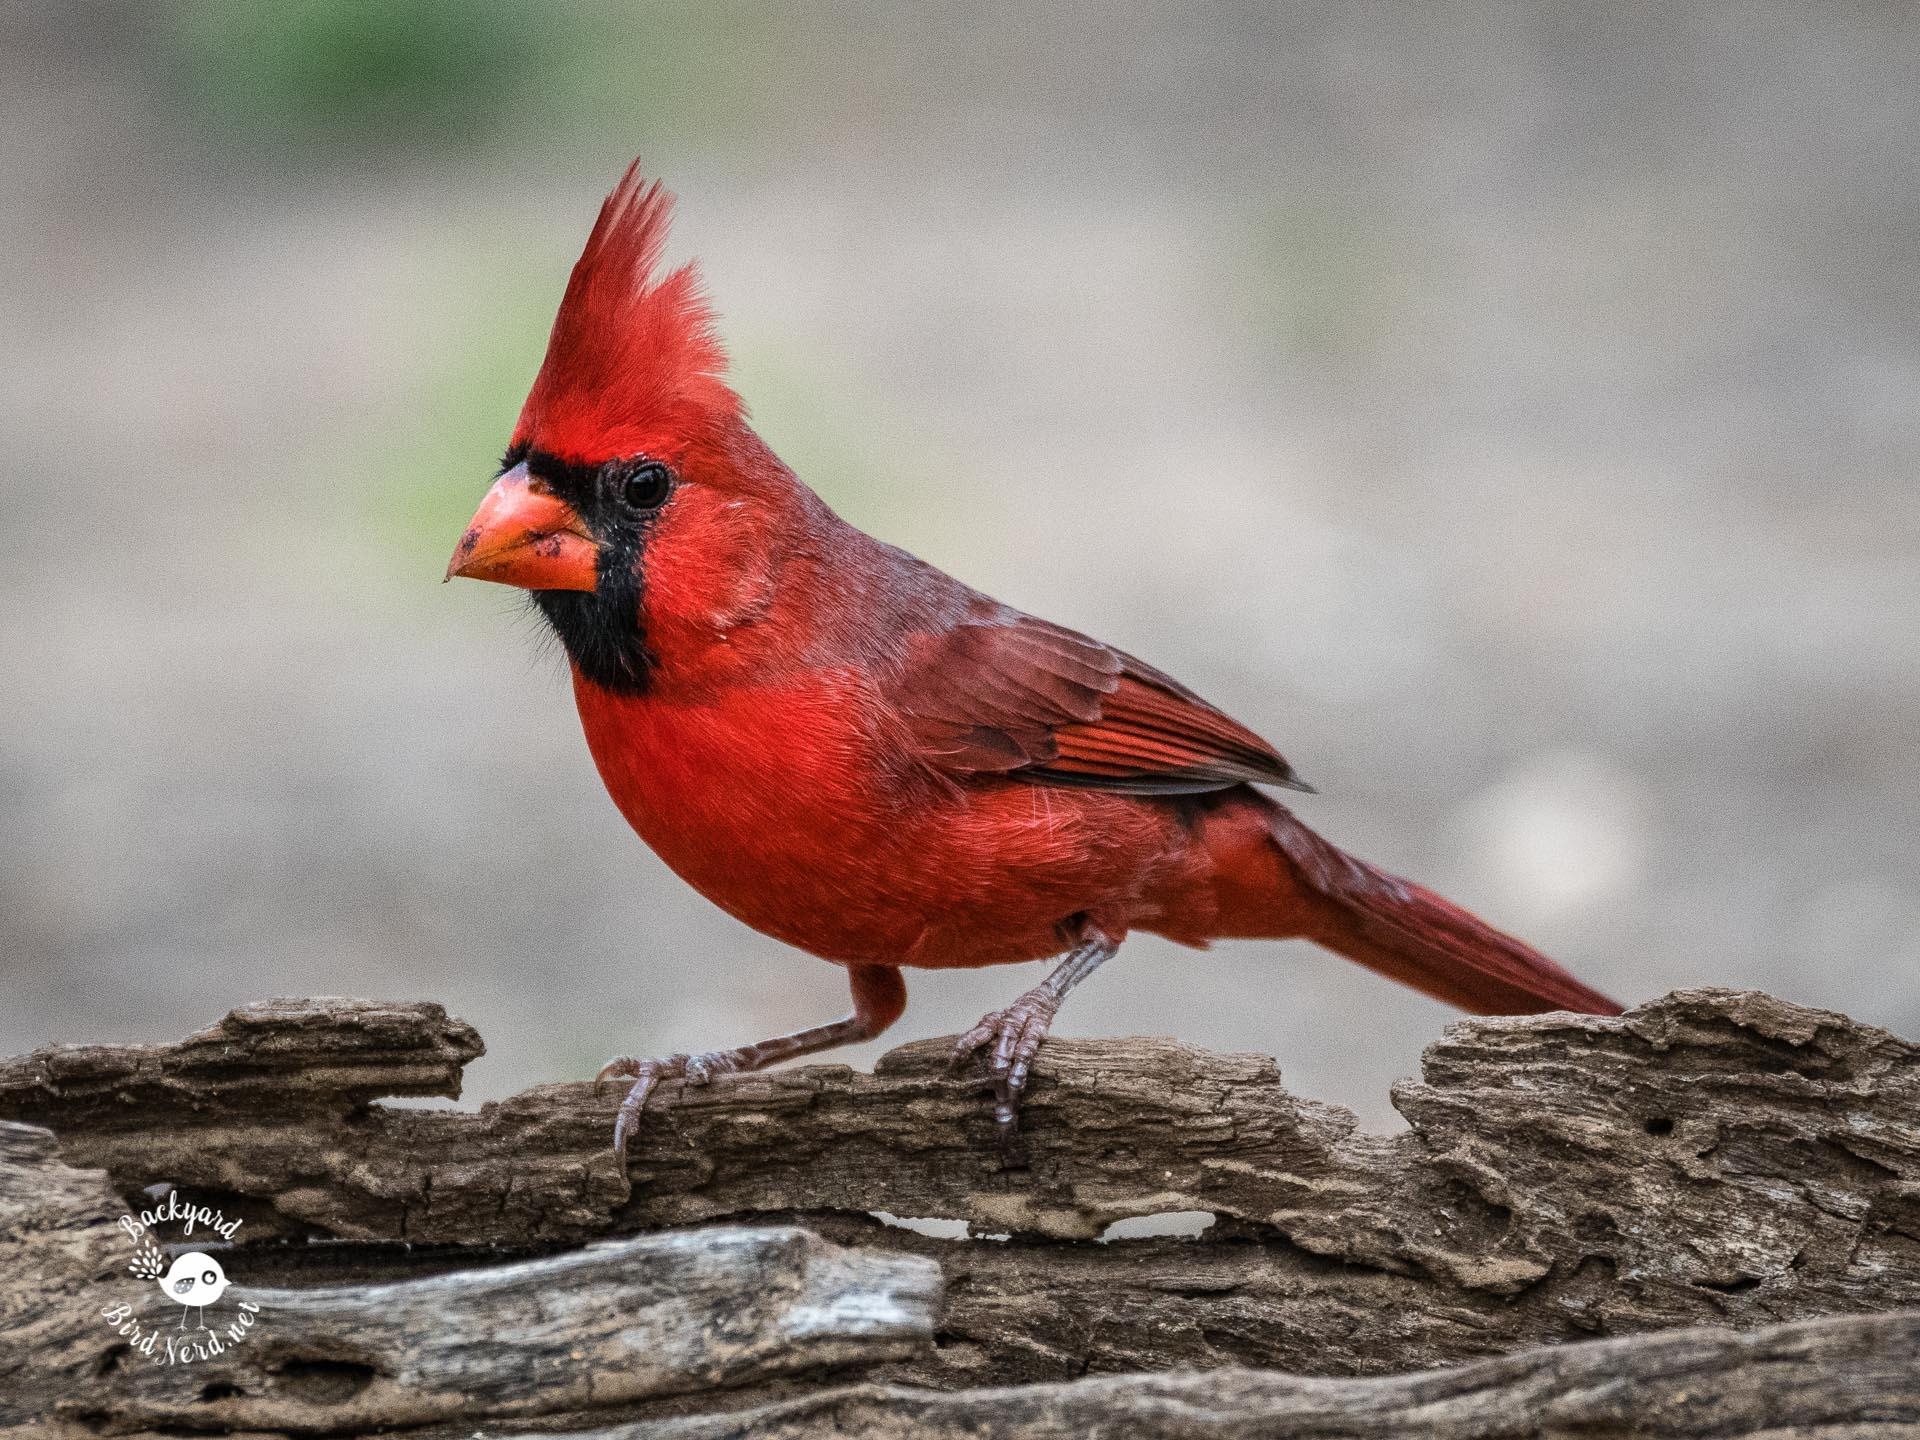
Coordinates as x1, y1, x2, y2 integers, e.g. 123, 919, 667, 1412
949, 986, 1061, 1158
594, 1048, 749, 1164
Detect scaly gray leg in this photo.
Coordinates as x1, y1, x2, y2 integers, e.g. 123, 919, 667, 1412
597, 964, 907, 1164
950, 924, 1120, 1148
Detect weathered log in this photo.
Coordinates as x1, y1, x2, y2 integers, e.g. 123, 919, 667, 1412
2, 989, 1914, 1386
2, 989, 1917, 1437
5, 1123, 1916, 1439
563, 1312, 1920, 1439
0, 1119, 939, 1436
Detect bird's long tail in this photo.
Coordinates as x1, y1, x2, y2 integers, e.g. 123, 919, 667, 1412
1199, 793, 1621, 1016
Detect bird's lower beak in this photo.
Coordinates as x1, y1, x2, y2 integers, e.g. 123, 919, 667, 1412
445, 463, 598, 591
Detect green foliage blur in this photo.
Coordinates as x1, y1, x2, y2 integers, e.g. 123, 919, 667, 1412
152, 2, 937, 577
169, 1, 552, 144
361, 257, 560, 579
161, 0, 780, 153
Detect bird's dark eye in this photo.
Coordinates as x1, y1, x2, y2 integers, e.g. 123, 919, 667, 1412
616, 461, 673, 514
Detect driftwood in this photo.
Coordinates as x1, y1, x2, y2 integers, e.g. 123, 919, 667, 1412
0, 1120, 936, 1435
1, 988, 1916, 1436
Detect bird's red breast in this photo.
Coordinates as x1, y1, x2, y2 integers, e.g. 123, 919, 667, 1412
567, 597, 1215, 972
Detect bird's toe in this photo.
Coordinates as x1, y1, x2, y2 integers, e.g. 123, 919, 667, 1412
602, 1053, 694, 1162
951, 990, 1060, 1164
948, 1018, 998, 1073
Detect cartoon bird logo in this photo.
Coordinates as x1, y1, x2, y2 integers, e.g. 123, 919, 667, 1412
156, 1252, 231, 1330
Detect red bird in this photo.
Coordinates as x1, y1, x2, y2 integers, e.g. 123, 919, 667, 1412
448, 164, 1621, 1160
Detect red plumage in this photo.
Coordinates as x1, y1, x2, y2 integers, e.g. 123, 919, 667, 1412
449, 164, 1622, 1160
514, 163, 739, 462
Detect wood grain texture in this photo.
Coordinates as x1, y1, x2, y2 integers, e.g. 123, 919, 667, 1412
0, 1120, 939, 1436
2, 987, 1917, 1436
4, 988, 1915, 1383
561, 1312, 1920, 1439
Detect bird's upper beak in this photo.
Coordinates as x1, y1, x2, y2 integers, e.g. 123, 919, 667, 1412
445, 463, 598, 591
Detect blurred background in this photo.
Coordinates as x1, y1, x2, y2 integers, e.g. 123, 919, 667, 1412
3, 2, 1916, 1131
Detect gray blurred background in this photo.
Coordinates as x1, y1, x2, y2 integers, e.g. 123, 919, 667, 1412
3, 2, 1916, 1131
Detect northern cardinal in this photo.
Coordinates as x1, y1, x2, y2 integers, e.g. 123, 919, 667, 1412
448, 163, 1621, 1161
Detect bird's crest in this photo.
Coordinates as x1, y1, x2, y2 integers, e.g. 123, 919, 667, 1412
514, 162, 739, 461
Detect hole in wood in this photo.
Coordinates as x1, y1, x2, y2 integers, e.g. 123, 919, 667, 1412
872, 1212, 975, 1240
1099, 1212, 1218, 1242
273, 1356, 377, 1404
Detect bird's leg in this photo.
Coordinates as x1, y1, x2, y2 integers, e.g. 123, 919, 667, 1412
950, 923, 1119, 1148
595, 964, 906, 1164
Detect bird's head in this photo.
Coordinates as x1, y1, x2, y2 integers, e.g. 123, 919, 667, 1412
447, 162, 807, 693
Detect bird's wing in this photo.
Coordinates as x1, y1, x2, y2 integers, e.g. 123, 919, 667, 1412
889, 613, 1309, 796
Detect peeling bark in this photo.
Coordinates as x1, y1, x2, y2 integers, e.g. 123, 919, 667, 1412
0, 1120, 938, 1436
2, 988, 1916, 1436
558, 1312, 1920, 1439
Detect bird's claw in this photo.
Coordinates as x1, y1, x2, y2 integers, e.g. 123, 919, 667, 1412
596, 1052, 690, 1166
949, 987, 1061, 1160
598, 1048, 749, 1165
594, 1055, 642, 1092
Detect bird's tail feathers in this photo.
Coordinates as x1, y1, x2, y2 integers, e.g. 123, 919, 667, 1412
1206, 796, 1622, 1017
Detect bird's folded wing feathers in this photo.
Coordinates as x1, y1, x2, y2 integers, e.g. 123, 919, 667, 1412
891, 615, 1308, 795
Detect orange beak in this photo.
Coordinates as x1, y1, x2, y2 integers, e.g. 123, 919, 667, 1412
445, 463, 598, 591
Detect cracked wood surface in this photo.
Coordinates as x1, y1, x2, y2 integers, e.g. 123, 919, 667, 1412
0, 1120, 939, 1437
555, 1311, 1920, 1438
1, 987, 1917, 1435
2, 988, 1915, 1383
